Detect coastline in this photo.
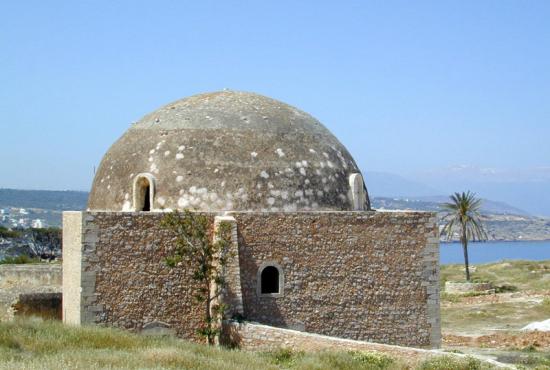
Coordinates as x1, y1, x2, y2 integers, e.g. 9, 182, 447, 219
440, 239, 550, 244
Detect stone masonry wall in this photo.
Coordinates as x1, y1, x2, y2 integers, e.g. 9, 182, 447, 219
0, 264, 61, 288
231, 211, 440, 347
65, 210, 439, 347
0, 264, 62, 321
222, 321, 436, 366
76, 212, 208, 341
221, 322, 507, 368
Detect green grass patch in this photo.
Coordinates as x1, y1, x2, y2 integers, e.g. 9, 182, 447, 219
0, 255, 42, 265
441, 292, 462, 303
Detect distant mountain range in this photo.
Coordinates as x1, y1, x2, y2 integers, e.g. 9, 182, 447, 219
370, 196, 550, 241
363, 172, 441, 198
371, 196, 530, 216
364, 167, 550, 217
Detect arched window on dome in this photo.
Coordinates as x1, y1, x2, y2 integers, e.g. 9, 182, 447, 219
133, 173, 155, 212
257, 262, 284, 297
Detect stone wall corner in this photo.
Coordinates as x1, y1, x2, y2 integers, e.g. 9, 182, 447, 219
62, 211, 100, 326
423, 215, 441, 348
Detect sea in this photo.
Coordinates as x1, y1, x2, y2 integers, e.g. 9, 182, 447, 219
2, 241, 550, 265
440, 240, 550, 264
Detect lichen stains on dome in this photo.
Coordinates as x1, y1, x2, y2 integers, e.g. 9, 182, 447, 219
133, 91, 326, 133
88, 90, 370, 212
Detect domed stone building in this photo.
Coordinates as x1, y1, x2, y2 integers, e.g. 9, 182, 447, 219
88, 91, 369, 213
63, 91, 440, 348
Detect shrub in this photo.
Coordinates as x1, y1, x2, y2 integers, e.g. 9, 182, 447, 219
349, 351, 394, 369
0, 255, 41, 264
445, 349, 464, 354
461, 291, 491, 298
418, 355, 494, 370
494, 284, 517, 293
441, 293, 461, 303
265, 348, 303, 366
0, 226, 21, 238
521, 344, 538, 352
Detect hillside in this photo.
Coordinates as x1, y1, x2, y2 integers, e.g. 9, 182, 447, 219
0, 189, 87, 229
0, 189, 88, 211
373, 197, 550, 241
365, 168, 550, 217
372, 196, 530, 216
1, 189, 549, 241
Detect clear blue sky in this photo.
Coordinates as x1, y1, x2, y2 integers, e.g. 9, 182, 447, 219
1, 1, 549, 191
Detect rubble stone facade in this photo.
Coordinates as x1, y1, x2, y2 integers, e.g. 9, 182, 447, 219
63, 210, 440, 347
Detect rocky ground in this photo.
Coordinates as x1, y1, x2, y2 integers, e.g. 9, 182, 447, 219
441, 261, 550, 368
442, 291, 550, 349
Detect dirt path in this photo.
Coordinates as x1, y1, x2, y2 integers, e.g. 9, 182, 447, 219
444, 331, 550, 350
442, 290, 550, 350
441, 290, 550, 308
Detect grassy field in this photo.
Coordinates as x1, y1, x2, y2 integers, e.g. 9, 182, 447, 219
441, 260, 550, 334
0, 319, 496, 370
441, 260, 550, 292
1, 260, 549, 369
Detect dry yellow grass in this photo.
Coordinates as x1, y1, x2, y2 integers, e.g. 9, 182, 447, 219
0, 319, 496, 370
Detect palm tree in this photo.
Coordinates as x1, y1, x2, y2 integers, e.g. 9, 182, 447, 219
441, 191, 488, 281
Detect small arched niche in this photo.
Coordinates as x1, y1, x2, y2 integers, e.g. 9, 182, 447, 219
257, 262, 284, 297
133, 173, 155, 211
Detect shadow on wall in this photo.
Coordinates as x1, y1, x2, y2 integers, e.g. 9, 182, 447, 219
220, 320, 244, 349
12, 293, 62, 320
238, 250, 288, 328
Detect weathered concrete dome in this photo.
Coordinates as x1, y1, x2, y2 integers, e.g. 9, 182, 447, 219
88, 91, 370, 212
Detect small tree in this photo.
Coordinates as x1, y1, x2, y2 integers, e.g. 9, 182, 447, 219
441, 191, 488, 281
161, 210, 233, 345
26, 227, 62, 259
0, 226, 22, 239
